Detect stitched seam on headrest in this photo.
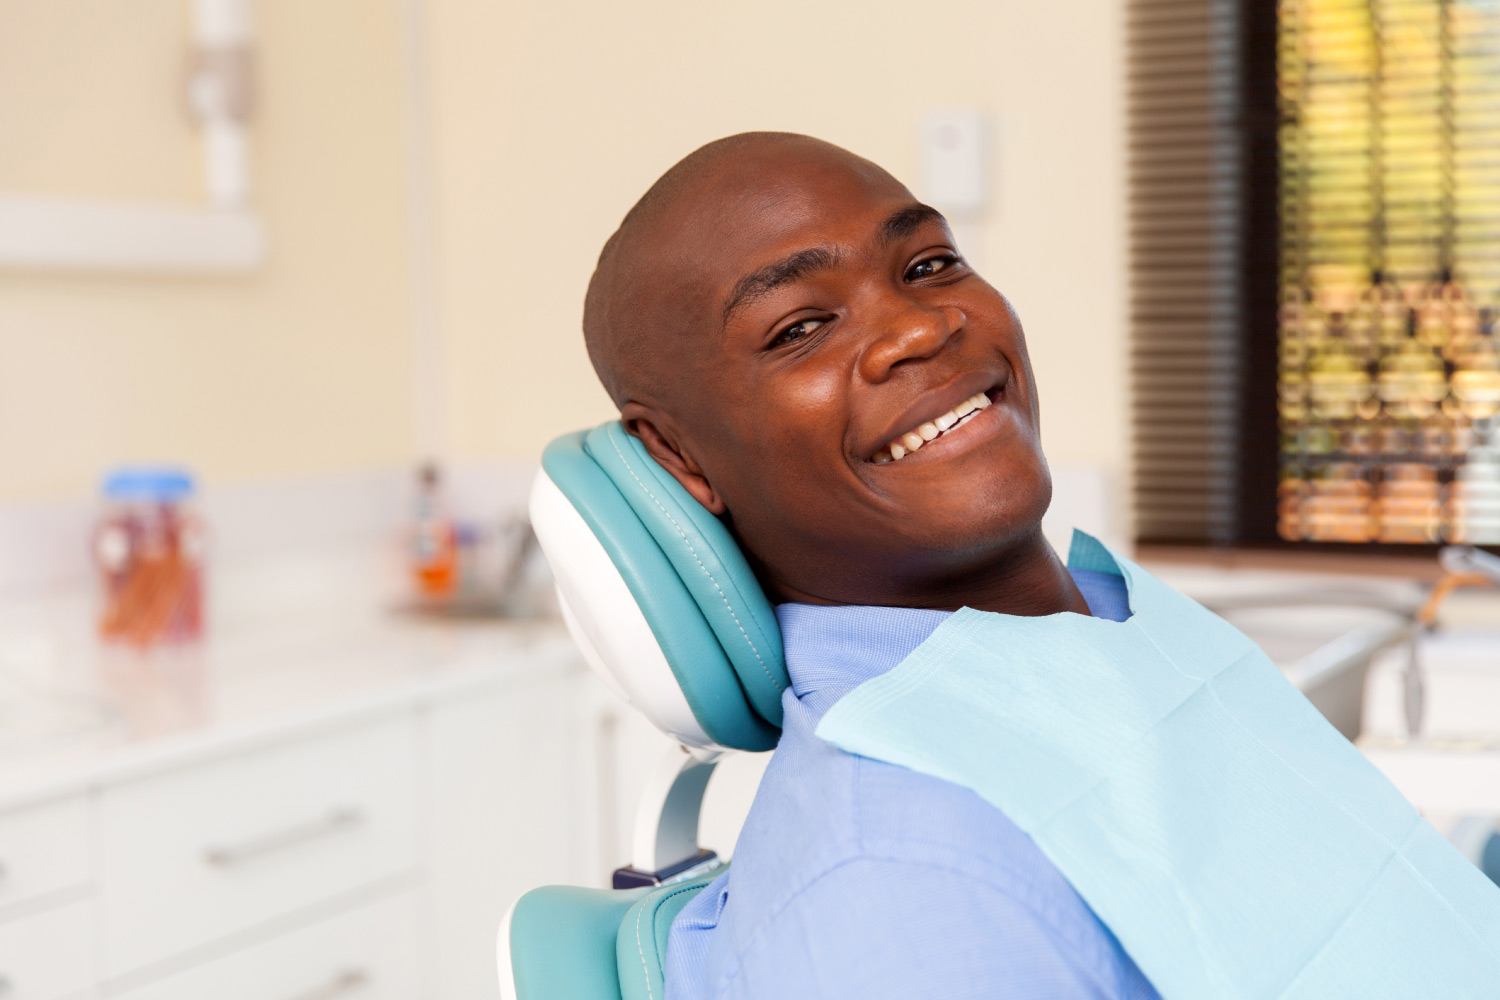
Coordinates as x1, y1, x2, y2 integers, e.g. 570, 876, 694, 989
636, 881, 705, 995
632, 882, 708, 995
608, 434, 784, 693
633, 899, 657, 1000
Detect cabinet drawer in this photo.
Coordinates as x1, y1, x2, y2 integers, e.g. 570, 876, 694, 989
98, 715, 416, 978
112, 891, 415, 1000
0, 899, 94, 1000
0, 796, 89, 917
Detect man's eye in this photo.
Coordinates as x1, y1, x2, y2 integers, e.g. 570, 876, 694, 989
906, 255, 962, 281
770, 317, 826, 348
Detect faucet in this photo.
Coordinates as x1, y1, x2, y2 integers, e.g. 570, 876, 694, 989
1418, 546, 1500, 629
1405, 545, 1500, 741
1438, 545, 1500, 587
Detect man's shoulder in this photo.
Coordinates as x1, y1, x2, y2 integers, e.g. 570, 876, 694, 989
705, 851, 1143, 1000
723, 711, 1083, 941
773, 705, 1061, 859
669, 710, 1152, 1000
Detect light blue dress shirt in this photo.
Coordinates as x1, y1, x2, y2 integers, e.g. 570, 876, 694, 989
664, 568, 1161, 1000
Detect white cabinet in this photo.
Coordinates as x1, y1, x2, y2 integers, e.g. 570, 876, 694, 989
97, 715, 418, 979
0, 650, 590, 1000
573, 672, 679, 886
425, 671, 579, 1000
111, 891, 417, 1000
0, 796, 89, 917
0, 795, 95, 1000
0, 899, 95, 1000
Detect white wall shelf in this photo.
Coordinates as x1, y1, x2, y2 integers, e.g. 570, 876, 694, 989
0, 194, 265, 275
0, 0, 263, 276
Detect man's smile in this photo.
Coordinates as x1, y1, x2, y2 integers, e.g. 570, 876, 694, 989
862, 368, 1013, 465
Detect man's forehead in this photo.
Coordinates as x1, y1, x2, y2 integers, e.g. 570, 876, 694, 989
647, 152, 915, 301
668, 147, 909, 248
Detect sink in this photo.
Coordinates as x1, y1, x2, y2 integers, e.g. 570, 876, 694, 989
1211, 602, 1417, 741
1365, 628, 1500, 744
1355, 625, 1500, 890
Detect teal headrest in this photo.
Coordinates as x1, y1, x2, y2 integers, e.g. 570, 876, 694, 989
539, 423, 788, 751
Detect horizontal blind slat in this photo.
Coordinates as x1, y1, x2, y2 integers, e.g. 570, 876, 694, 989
1129, 0, 1242, 545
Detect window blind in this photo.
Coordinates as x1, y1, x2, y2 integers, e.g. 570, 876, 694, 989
1129, 0, 1250, 544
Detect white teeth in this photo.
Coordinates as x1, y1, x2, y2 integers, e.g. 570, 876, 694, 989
874, 390, 997, 464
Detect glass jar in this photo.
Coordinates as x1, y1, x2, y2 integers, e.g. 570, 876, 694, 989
94, 468, 206, 647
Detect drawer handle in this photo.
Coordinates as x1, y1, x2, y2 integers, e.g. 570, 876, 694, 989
286, 968, 368, 1000
203, 806, 364, 868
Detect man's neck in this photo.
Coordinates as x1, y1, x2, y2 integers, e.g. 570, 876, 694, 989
771, 530, 1092, 617
908, 531, 1090, 617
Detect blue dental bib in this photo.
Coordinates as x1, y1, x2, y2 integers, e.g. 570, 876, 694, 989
817, 532, 1500, 999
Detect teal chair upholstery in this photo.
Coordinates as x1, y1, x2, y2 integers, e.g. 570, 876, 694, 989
505, 868, 723, 1000
506, 885, 649, 1000
504, 423, 788, 999
534, 422, 789, 751
614, 873, 720, 1000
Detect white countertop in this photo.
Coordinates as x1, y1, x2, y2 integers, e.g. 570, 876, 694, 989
0, 543, 578, 812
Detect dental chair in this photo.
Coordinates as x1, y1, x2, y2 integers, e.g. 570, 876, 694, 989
499, 422, 790, 1000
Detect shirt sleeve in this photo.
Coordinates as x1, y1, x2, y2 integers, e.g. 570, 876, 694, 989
718, 856, 1138, 1000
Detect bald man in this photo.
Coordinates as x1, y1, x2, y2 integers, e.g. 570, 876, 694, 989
586, 133, 1158, 1000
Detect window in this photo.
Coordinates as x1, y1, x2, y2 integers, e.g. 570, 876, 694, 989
1278, 0, 1500, 545
1130, 0, 1500, 550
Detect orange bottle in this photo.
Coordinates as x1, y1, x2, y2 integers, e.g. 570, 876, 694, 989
411, 463, 458, 598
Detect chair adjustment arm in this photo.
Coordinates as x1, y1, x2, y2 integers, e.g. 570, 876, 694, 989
613, 745, 723, 889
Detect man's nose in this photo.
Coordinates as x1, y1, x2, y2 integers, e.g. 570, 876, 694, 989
856, 296, 966, 383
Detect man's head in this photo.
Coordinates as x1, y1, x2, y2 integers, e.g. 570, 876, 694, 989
584, 132, 1054, 609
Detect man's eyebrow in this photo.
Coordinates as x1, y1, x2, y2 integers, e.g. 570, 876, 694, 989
721, 246, 841, 326
718, 205, 947, 328
880, 203, 947, 246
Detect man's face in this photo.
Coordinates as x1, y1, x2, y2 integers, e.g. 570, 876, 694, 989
634, 146, 1051, 606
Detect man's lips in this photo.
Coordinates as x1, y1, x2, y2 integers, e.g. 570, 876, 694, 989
867, 386, 1012, 467
861, 369, 1011, 462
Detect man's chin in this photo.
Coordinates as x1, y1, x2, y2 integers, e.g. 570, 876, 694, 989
885, 448, 1049, 518
894, 493, 1052, 564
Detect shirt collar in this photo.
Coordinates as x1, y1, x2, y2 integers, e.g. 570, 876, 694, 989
774, 534, 1130, 719
775, 603, 951, 714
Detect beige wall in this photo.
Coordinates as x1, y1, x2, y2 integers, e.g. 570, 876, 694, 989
0, 0, 416, 503
427, 0, 1127, 482
0, 0, 1126, 505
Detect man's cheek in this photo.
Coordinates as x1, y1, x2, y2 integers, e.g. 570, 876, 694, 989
780, 368, 848, 430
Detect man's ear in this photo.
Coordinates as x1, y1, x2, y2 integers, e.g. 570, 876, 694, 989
619, 404, 727, 516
